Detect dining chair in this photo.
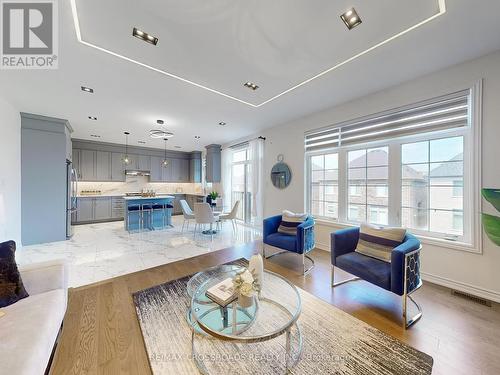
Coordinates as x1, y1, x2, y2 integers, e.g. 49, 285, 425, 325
179, 199, 195, 233
218, 201, 240, 233
194, 203, 218, 241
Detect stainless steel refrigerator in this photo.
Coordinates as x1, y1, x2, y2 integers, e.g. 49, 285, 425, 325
66, 160, 78, 238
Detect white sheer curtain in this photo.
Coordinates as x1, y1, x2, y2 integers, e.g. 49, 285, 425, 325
220, 148, 232, 212
249, 138, 264, 226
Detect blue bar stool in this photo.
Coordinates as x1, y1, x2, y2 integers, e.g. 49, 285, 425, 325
141, 203, 153, 230
127, 204, 142, 232
166, 204, 174, 227
152, 203, 166, 229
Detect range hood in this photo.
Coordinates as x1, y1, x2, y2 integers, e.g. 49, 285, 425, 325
125, 170, 151, 177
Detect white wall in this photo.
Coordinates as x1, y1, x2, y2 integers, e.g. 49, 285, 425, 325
0, 96, 21, 244
259, 50, 500, 302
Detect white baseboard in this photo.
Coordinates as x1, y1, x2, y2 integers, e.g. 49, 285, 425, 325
315, 241, 329, 251
421, 272, 500, 304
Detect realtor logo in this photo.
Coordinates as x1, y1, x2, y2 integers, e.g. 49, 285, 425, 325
1, 0, 58, 69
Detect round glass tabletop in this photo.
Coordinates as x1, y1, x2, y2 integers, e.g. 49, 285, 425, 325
189, 264, 302, 343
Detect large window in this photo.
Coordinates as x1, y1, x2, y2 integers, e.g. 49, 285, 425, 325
305, 87, 480, 249
401, 136, 464, 238
347, 146, 389, 225
310, 153, 338, 219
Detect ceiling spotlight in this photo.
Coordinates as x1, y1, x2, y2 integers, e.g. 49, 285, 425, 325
149, 129, 174, 139
174, 146, 181, 149
90, 134, 100, 138
341, 8, 362, 30
81, 86, 94, 93
138, 140, 146, 144
194, 136, 201, 139
157, 119, 164, 125
244, 82, 259, 91
218, 122, 226, 126
132, 27, 158, 45
88, 116, 97, 120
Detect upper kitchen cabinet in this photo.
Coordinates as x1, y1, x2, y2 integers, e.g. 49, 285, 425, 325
80, 149, 96, 181
111, 152, 126, 181
150, 156, 163, 182
205, 144, 222, 183
171, 158, 190, 182
73, 149, 81, 179
72, 139, 193, 182
95, 151, 111, 181
190, 152, 202, 183
129, 154, 151, 171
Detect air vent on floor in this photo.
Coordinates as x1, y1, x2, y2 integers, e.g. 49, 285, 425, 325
451, 290, 492, 307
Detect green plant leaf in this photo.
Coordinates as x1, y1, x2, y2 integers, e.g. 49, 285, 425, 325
482, 188, 500, 212
482, 213, 500, 246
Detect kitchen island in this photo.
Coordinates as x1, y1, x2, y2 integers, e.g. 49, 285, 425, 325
124, 195, 175, 232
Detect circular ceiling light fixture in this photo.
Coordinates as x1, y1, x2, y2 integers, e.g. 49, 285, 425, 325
218, 121, 226, 126
157, 119, 164, 125
149, 129, 174, 139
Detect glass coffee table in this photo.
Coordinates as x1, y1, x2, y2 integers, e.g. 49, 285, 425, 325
187, 264, 303, 374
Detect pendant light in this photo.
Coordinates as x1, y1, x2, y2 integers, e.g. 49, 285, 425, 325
122, 131, 131, 165
162, 138, 169, 167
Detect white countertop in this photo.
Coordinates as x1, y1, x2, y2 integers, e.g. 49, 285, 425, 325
78, 193, 205, 198
123, 195, 176, 200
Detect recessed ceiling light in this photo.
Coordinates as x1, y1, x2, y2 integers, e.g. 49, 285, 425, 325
174, 145, 181, 149
194, 136, 201, 139
81, 86, 94, 93
88, 116, 97, 120
149, 129, 174, 139
218, 122, 226, 126
138, 141, 146, 144
244, 82, 259, 91
157, 119, 164, 125
341, 8, 362, 30
90, 134, 100, 138
132, 27, 158, 46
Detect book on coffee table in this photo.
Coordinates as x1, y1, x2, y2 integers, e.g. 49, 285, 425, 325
205, 277, 237, 307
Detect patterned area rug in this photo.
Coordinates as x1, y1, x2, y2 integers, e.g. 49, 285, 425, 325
133, 260, 433, 374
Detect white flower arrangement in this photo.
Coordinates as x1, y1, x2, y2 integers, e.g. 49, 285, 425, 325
232, 269, 260, 297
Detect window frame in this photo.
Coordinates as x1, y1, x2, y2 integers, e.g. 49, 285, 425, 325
305, 81, 482, 254
307, 152, 339, 220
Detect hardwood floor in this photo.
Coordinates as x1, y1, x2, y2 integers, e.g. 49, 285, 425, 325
50, 242, 500, 375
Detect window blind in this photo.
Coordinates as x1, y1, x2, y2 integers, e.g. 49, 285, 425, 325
305, 90, 470, 152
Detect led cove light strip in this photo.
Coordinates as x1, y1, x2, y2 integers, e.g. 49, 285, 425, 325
70, 0, 446, 108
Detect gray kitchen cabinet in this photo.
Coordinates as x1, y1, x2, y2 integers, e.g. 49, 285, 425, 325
75, 196, 122, 223
94, 197, 112, 220
150, 156, 163, 182
172, 194, 186, 215
80, 149, 96, 181
95, 151, 111, 181
171, 158, 189, 182
76, 198, 94, 222
190, 152, 202, 183
205, 144, 221, 183
130, 154, 150, 171
180, 159, 189, 182
162, 159, 173, 181
138, 154, 151, 171
73, 149, 81, 179
111, 197, 125, 219
111, 152, 126, 181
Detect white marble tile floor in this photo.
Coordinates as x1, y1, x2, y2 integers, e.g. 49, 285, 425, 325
16, 216, 261, 287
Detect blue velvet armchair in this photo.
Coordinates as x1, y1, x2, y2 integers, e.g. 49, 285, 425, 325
331, 227, 423, 328
263, 215, 315, 275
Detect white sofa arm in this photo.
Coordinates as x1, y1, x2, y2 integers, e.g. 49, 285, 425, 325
18, 260, 68, 296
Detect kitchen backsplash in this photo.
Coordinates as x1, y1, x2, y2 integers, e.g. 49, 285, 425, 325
77, 176, 204, 196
